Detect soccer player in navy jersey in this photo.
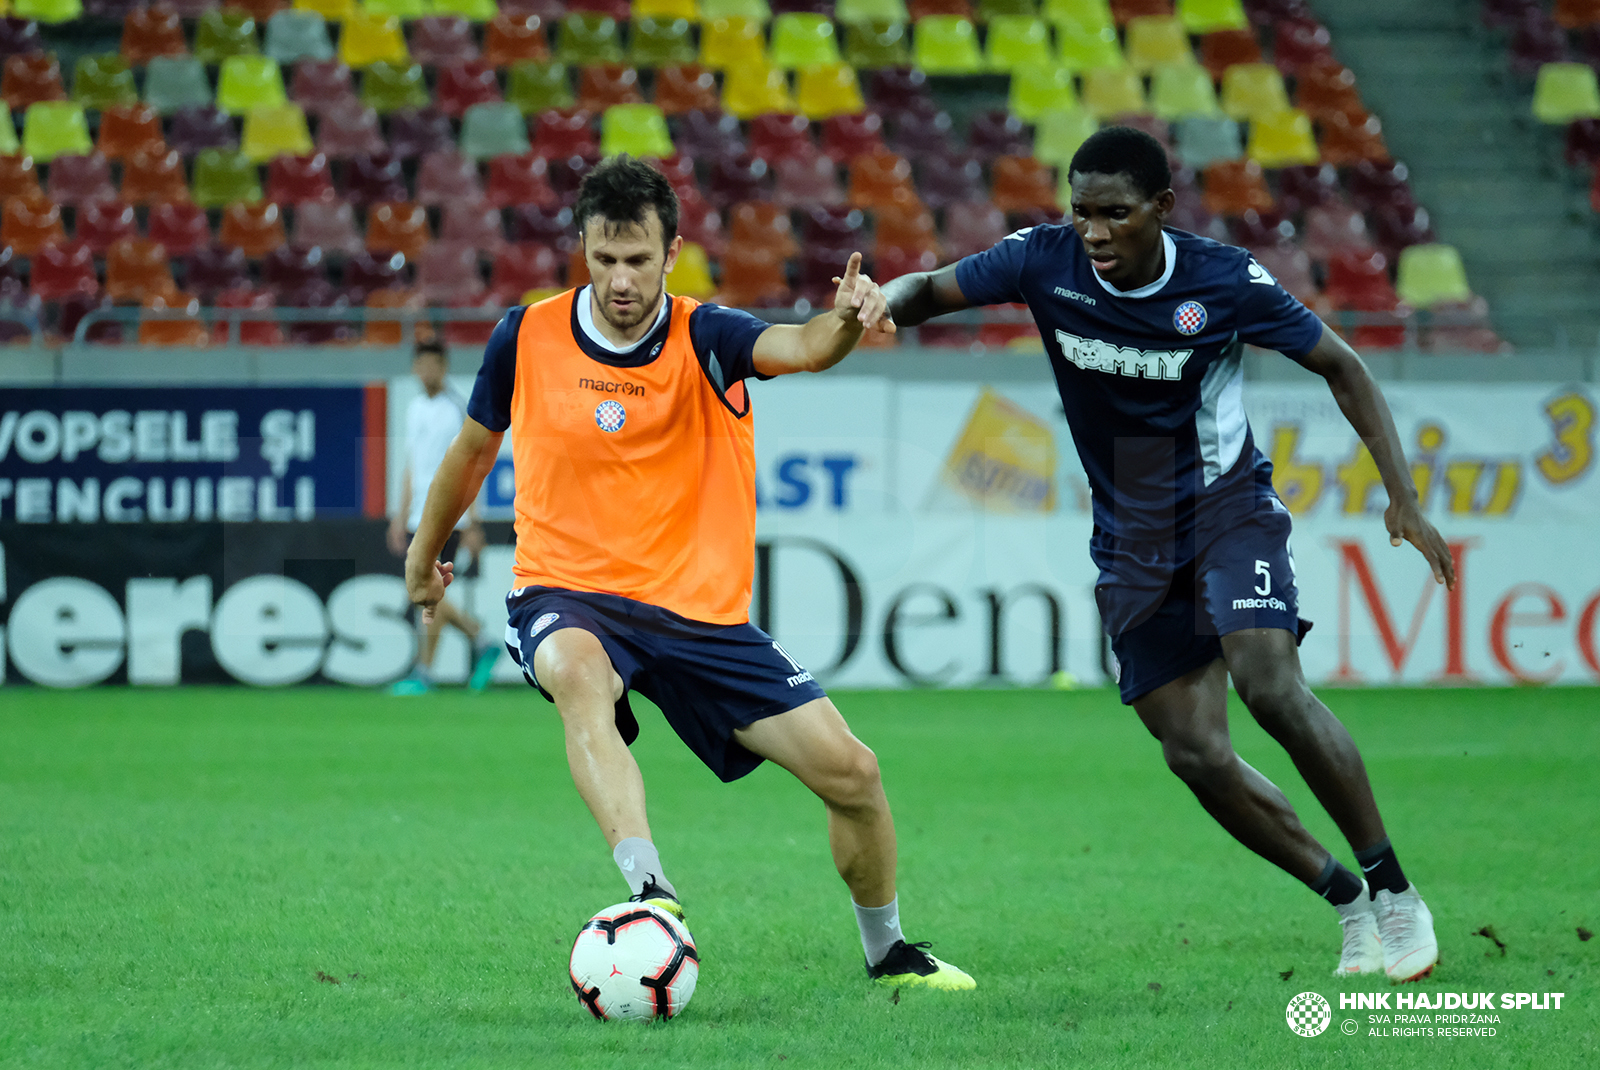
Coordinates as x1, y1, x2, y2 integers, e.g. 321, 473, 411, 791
883, 127, 1448, 981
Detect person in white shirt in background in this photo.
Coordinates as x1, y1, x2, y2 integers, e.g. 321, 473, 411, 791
388, 340, 501, 694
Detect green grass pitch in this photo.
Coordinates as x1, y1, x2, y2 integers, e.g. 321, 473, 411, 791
1, 685, 1595, 1069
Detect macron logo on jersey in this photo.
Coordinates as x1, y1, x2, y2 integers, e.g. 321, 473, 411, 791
1054, 286, 1097, 306
1247, 259, 1278, 286
1054, 328, 1193, 381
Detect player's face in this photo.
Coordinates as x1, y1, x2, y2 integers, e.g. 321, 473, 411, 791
581, 212, 683, 335
413, 352, 446, 393
1068, 172, 1175, 291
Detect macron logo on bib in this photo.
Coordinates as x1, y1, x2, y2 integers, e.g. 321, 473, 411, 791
1054, 328, 1192, 381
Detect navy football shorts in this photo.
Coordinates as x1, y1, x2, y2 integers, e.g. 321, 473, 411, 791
503, 586, 829, 782
1096, 503, 1312, 706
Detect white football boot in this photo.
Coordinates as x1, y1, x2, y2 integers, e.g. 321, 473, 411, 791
1375, 884, 1438, 983
1334, 880, 1384, 976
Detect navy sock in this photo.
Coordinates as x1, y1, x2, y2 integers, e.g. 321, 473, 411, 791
1354, 837, 1408, 897
1308, 855, 1364, 907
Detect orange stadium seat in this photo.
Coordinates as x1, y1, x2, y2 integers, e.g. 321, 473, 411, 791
990, 154, 1059, 211
714, 241, 791, 306
2, 192, 66, 254
485, 12, 550, 65
653, 64, 719, 113
1319, 111, 1389, 165
96, 104, 166, 159
728, 199, 799, 256
1201, 156, 1272, 215
220, 200, 288, 256
366, 201, 432, 259
0, 153, 41, 200
122, 4, 189, 65
107, 237, 177, 303
1198, 28, 1261, 80
848, 148, 918, 209
139, 290, 208, 346
3, 54, 66, 110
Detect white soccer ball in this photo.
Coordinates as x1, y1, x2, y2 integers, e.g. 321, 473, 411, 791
568, 902, 699, 1021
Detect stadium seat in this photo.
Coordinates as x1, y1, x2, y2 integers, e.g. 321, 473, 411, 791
2, 192, 64, 253
532, 106, 599, 156
484, 151, 553, 207
749, 111, 813, 162
14, 0, 82, 24
983, 16, 1050, 70
485, 12, 550, 65
122, 4, 188, 64
650, 150, 697, 193
700, 0, 771, 16
1301, 200, 1369, 262
0, 153, 40, 201
1176, 0, 1244, 31
414, 149, 480, 206
1173, 114, 1240, 168
1109, 0, 1170, 22
795, 242, 855, 304
1565, 116, 1600, 166
1079, 65, 1147, 117
977, 0, 1036, 18
654, 63, 719, 113
412, 16, 481, 64
315, 99, 386, 156
770, 13, 843, 68
30, 240, 98, 300
122, 146, 191, 204
362, 0, 425, 16
630, 16, 697, 65
441, 194, 506, 253
195, 9, 260, 64
838, 0, 909, 18
707, 150, 771, 206
96, 103, 164, 159
1031, 106, 1098, 166
991, 153, 1057, 211
290, 59, 356, 114
219, 199, 287, 255
659, 239, 713, 298
1246, 107, 1318, 167
728, 198, 799, 256
342, 14, 410, 67
821, 109, 886, 161
700, 16, 767, 70
1220, 62, 1288, 122
217, 56, 287, 114
193, 149, 263, 207
967, 107, 1030, 157
490, 241, 560, 301
1555, 0, 1600, 28
1125, 15, 1191, 71
843, 20, 912, 68
241, 103, 314, 161
1197, 27, 1260, 79
0, 15, 44, 58
438, 61, 504, 117
634, 0, 701, 18
389, 109, 452, 159
577, 63, 643, 110
556, 12, 625, 65
295, 0, 356, 20
21, 101, 90, 160
358, 286, 416, 345
677, 106, 745, 159
908, 0, 971, 18
714, 242, 790, 306
1151, 61, 1221, 119
266, 151, 335, 203
507, 60, 574, 112
915, 147, 983, 207
510, 200, 577, 251
1295, 60, 1364, 122
773, 151, 845, 206
462, 101, 533, 157
136, 289, 208, 347
1275, 161, 1337, 215
72, 54, 137, 109
1272, 18, 1333, 75
1324, 247, 1396, 309
795, 63, 864, 119
107, 237, 176, 302
1318, 111, 1388, 165
367, 201, 432, 258
262, 243, 329, 293
597, 102, 671, 157
416, 240, 484, 302
211, 286, 284, 346
1509, 17, 1569, 79
1369, 199, 1434, 257
914, 16, 982, 73
1201, 156, 1271, 215
177, 244, 248, 296
723, 62, 794, 118
873, 198, 937, 253
265, 10, 335, 63
803, 202, 863, 248
47, 152, 115, 205
3, 54, 65, 110
1007, 62, 1078, 124
1055, 19, 1121, 71
168, 105, 239, 153
75, 198, 138, 255
361, 61, 428, 114
1532, 63, 1600, 123
344, 248, 406, 301
434, 0, 498, 22
868, 66, 935, 109
344, 151, 408, 204
886, 105, 955, 160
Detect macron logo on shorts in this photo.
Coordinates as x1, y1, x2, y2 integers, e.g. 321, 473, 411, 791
1233, 596, 1288, 612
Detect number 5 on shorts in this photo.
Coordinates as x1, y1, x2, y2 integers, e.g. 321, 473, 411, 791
1254, 559, 1271, 596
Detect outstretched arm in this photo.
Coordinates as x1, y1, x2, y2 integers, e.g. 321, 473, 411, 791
881, 264, 976, 328
752, 252, 895, 376
1297, 323, 1456, 589
404, 417, 503, 617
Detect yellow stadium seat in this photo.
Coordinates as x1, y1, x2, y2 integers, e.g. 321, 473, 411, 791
14, 0, 80, 23
1531, 62, 1600, 123
363, 0, 425, 17
295, 0, 355, 21
22, 101, 91, 160
216, 56, 288, 115
1080, 64, 1146, 116
770, 13, 841, 68
340, 11, 408, 66
241, 102, 313, 161
1220, 62, 1289, 121
432, 0, 498, 22
1042, 0, 1111, 30
1007, 62, 1075, 119
1032, 106, 1097, 165
0, 105, 17, 154
1056, 19, 1122, 71
1150, 61, 1220, 119
914, 16, 983, 74
1247, 107, 1319, 166
601, 102, 674, 157
722, 60, 793, 117
700, 0, 769, 17
837, 0, 908, 20
700, 16, 766, 68
1124, 15, 1191, 72
667, 241, 716, 297
796, 62, 864, 118
1396, 244, 1472, 308
634, 0, 700, 19
986, 15, 1052, 71
1176, 0, 1245, 33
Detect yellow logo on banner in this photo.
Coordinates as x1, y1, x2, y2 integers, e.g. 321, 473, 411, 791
938, 388, 1057, 513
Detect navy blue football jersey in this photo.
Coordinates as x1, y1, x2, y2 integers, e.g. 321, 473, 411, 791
955, 224, 1325, 564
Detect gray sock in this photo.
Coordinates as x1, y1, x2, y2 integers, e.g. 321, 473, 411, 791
612, 837, 676, 899
853, 897, 905, 967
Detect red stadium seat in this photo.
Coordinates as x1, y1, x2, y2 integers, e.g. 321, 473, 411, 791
410, 16, 480, 65
343, 249, 407, 302
2, 53, 65, 110
148, 201, 212, 254
388, 108, 455, 160
266, 153, 335, 205
47, 153, 115, 206
576, 64, 643, 111
485, 151, 557, 207
437, 61, 503, 118
707, 151, 771, 209
1199, 29, 1263, 81
30, 240, 98, 300
532, 108, 599, 158
213, 286, 284, 345
181, 245, 250, 297
441, 195, 506, 253
1272, 18, 1334, 74
76, 199, 139, 253
748, 113, 816, 166
490, 242, 561, 301
417, 240, 486, 303
418, 150, 484, 206
291, 60, 357, 116
343, 152, 409, 206
293, 200, 364, 256
262, 243, 329, 295
820, 111, 885, 165
772, 152, 845, 209
942, 198, 1007, 259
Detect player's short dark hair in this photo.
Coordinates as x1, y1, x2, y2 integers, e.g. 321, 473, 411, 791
574, 155, 680, 252
1067, 126, 1173, 200
414, 339, 446, 363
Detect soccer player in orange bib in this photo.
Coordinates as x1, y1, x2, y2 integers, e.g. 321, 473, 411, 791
404, 156, 974, 991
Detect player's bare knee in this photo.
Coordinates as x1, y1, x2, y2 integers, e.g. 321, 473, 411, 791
537, 632, 621, 707
1235, 668, 1314, 736
1163, 734, 1235, 787
819, 742, 883, 813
